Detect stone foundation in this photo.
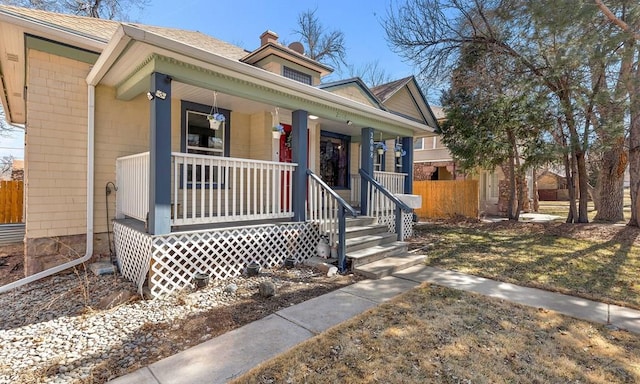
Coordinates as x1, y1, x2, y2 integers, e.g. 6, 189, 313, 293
25, 233, 112, 275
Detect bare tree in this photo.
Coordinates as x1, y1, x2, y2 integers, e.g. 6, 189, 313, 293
0, 0, 149, 20
346, 60, 394, 88
0, 155, 14, 179
293, 8, 347, 70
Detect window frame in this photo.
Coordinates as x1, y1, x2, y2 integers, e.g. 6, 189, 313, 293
180, 101, 231, 189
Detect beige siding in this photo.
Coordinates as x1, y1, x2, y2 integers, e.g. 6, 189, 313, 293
95, 86, 149, 234
25, 50, 91, 239
384, 89, 424, 122
330, 86, 378, 108
252, 56, 321, 85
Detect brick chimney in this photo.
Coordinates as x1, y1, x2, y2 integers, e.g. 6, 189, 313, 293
260, 30, 278, 46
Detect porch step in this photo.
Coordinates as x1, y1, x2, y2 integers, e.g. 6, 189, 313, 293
345, 232, 398, 253
345, 224, 390, 239
353, 254, 427, 279
346, 241, 408, 268
345, 216, 377, 227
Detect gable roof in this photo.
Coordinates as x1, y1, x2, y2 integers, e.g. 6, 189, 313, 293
318, 77, 385, 109
0, 5, 249, 60
372, 76, 439, 130
0, 5, 436, 136
371, 76, 413, 103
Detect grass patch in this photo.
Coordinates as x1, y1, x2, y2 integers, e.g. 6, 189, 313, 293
410, 222, 640, 310
233, 284, 640, 383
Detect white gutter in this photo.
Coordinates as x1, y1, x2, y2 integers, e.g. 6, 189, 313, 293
0, 85, 95, 293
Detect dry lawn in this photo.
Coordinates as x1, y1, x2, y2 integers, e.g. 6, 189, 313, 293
234, 284, 640, 383
234, 220, 640, 383
409, 221, 640, 310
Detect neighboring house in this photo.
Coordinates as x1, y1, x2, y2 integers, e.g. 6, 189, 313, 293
0, 6, 436, 296
408, 104, 532, 216
537, 169, 569, 201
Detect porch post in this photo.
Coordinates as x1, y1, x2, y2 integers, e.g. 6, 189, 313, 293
291, 109, 308, 222
148, 72, 172, 235
360, 127, 375, 215
401, 136, 414, 194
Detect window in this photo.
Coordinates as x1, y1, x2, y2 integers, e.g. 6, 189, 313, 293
185, 111, 225, 156
413, 137, 424, 150
319, 131, 349, 188
283, 66, 312, 85
180, 101, 231, 188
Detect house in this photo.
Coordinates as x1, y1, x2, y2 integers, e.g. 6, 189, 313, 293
0, 5, 436, 296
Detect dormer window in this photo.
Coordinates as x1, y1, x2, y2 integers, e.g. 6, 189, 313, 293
283, 66, 312, 85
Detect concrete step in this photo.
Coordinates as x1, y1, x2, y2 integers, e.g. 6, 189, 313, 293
344, 224, 389, 239
345, 232, 398, 253
346, 241, 407, 268
345, 216, 377, 227
353, 254, 426, 279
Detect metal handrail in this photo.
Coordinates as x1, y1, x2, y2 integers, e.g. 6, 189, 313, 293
359, 169, 411, 241
306, 170, 357, 272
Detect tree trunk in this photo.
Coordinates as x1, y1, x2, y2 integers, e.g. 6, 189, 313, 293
576, 150, 590, 222
628, 47, 640, 227
507, 158, 517, 220
532, 168, 539, 212
594, 140, 626, 222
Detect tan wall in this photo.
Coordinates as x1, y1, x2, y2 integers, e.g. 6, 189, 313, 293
331, 86, 378, 108
384, 91, 423, 122
252, 56, 321, 85
25, 50, 90, 240
95, 86, 149, 237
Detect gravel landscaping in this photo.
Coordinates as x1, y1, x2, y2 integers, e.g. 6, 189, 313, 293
0, 263, 360, 383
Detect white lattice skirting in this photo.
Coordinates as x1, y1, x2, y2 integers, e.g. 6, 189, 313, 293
113, 221, 320, 298
378, 210, 414, 240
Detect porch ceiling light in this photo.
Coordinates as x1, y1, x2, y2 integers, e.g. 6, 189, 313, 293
146, 91, 154, 101
308, 114, 319, 120
347, 120, 353, 126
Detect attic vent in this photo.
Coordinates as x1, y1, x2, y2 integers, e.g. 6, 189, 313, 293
6, 53, 19, 62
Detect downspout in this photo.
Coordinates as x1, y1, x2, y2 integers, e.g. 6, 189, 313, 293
0, 85, 95, 293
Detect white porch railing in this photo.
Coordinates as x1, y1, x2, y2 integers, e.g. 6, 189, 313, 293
350, 171, 407, 206
172, 153, 297, 225
374, 171, 406, 194
116, 152, 149, 222
307, 170, 357, 272
360, 170, 414, 241
115, 152, 297, 227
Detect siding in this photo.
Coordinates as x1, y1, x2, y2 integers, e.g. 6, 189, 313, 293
26, 50, 91, 238
384, 89, 424, 122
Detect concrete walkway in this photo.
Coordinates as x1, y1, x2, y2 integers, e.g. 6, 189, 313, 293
109, 265, 640, 384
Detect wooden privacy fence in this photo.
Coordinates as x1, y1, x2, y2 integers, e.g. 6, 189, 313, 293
0, 180, 24, 223
413, 180, 478, 219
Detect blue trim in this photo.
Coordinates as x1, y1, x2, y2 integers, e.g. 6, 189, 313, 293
401, 136, 414, 193
360, 127, 374, 215
291, 110, 308, 222
149, 72, 172, 235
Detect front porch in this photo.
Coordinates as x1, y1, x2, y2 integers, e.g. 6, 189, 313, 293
113, 150, 416, 298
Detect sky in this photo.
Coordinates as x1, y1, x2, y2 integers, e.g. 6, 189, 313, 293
0, 0, 421, 160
